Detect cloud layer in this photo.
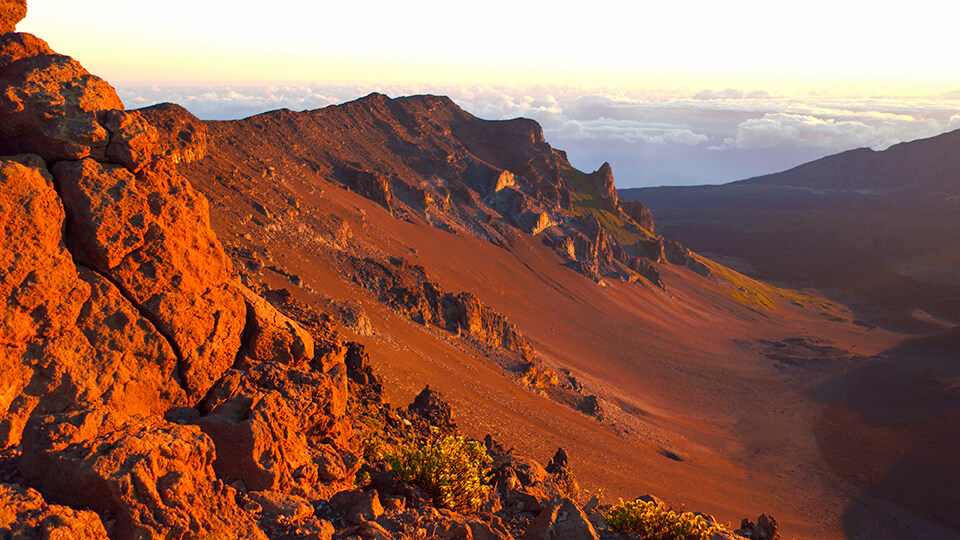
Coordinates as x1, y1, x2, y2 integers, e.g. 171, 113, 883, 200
118, 84, 960, 187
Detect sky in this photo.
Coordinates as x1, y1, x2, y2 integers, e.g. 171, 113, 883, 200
19, 1, 960, 186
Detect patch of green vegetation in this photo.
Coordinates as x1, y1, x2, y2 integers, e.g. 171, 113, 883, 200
700, 256, 839, 312
701, 257, 777, 309
558, 164, 651, 253
385, 434, 493, 511
559, 165, 599, 205
605, 498, 726, 540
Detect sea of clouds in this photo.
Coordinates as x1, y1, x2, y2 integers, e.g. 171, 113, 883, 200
117, 84, 960, 187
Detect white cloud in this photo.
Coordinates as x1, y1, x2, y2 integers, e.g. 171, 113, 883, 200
115, 83, 960, 186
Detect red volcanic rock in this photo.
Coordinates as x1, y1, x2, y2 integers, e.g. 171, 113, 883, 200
53, 158, 246, 400
136, 102, 209, 164
0, 156, 86, 348
0, 157, 86, 372
52, 159, 149, 268
523, 498, 598, 540
737, 514, 781, 540
0, 53, 123, 160
195, 392, 318, 493
0, 157, 178, 446
0, 33, 53, 69
408, 385, 457, 432
201, 360, 350, 447
0, 483, 108, 539
622, 199, 655, 233
20, 411, 266, 540
0, 0, 26, 34
75, 267, 187, 413
236, 284, 315, 366
103, 109, 159, 172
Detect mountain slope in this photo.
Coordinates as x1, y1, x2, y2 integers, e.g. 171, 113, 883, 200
165, 93, 952, 539
623, 130, 960, 324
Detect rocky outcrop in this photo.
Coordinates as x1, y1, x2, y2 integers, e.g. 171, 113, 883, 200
0, 156, 185, 448
664, 239, 711, 277
408, 386, 457, 432
522, 498, 598, 540
587, 162, 618, 211
0, 483, 108, 539
52, 158, 247, 400
195, 392, 320, 493
235, 284, 315, 365
20, 412, 266, 540
0, 0, 26, 34
737, 513, 782, 540
622, 199, 655, 232
0, 33, 53, 68
103, 109, 159, 172
0, 52, 123, 160
345, 254, 537, 361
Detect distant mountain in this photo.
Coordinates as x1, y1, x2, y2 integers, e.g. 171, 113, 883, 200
740, 129, 960, 197
622, 129, 960, 323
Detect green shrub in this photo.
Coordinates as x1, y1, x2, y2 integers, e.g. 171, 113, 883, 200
386, 434, 492, 510
605, 498, 722, 540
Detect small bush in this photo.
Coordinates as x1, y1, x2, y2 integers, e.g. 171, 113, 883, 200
386, 434, 492, 510
605, 498, 722, 540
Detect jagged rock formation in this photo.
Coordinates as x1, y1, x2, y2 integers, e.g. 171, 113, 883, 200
343, 254, 536, 361
621, 200, 654, 233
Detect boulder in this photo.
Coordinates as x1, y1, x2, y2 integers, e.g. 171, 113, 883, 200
0, 483, 108, 539
20, 411, 266, 540
0, 157, 184, 447
243, 490, 334, 540
0, 53, 123, 160
235, 283, 315, 365
0, 157, 83, 447
52, 159, 149, 269
622, 199, 655, 232
200, 360, 351, 445
53, 158, 246, 400
72, 267, 187, 414
736, 514, 781, 540
0, 33, 54, 69
408, 385, 457, 432
0, 157, 86, 349
0, 0, 26, 34
195, 392, 318, 493
522, 498, 598, 540
103, 109, 159, 172
136, 102, 208, 164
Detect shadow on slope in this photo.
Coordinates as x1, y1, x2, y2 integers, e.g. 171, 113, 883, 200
810, 327, 960, 539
